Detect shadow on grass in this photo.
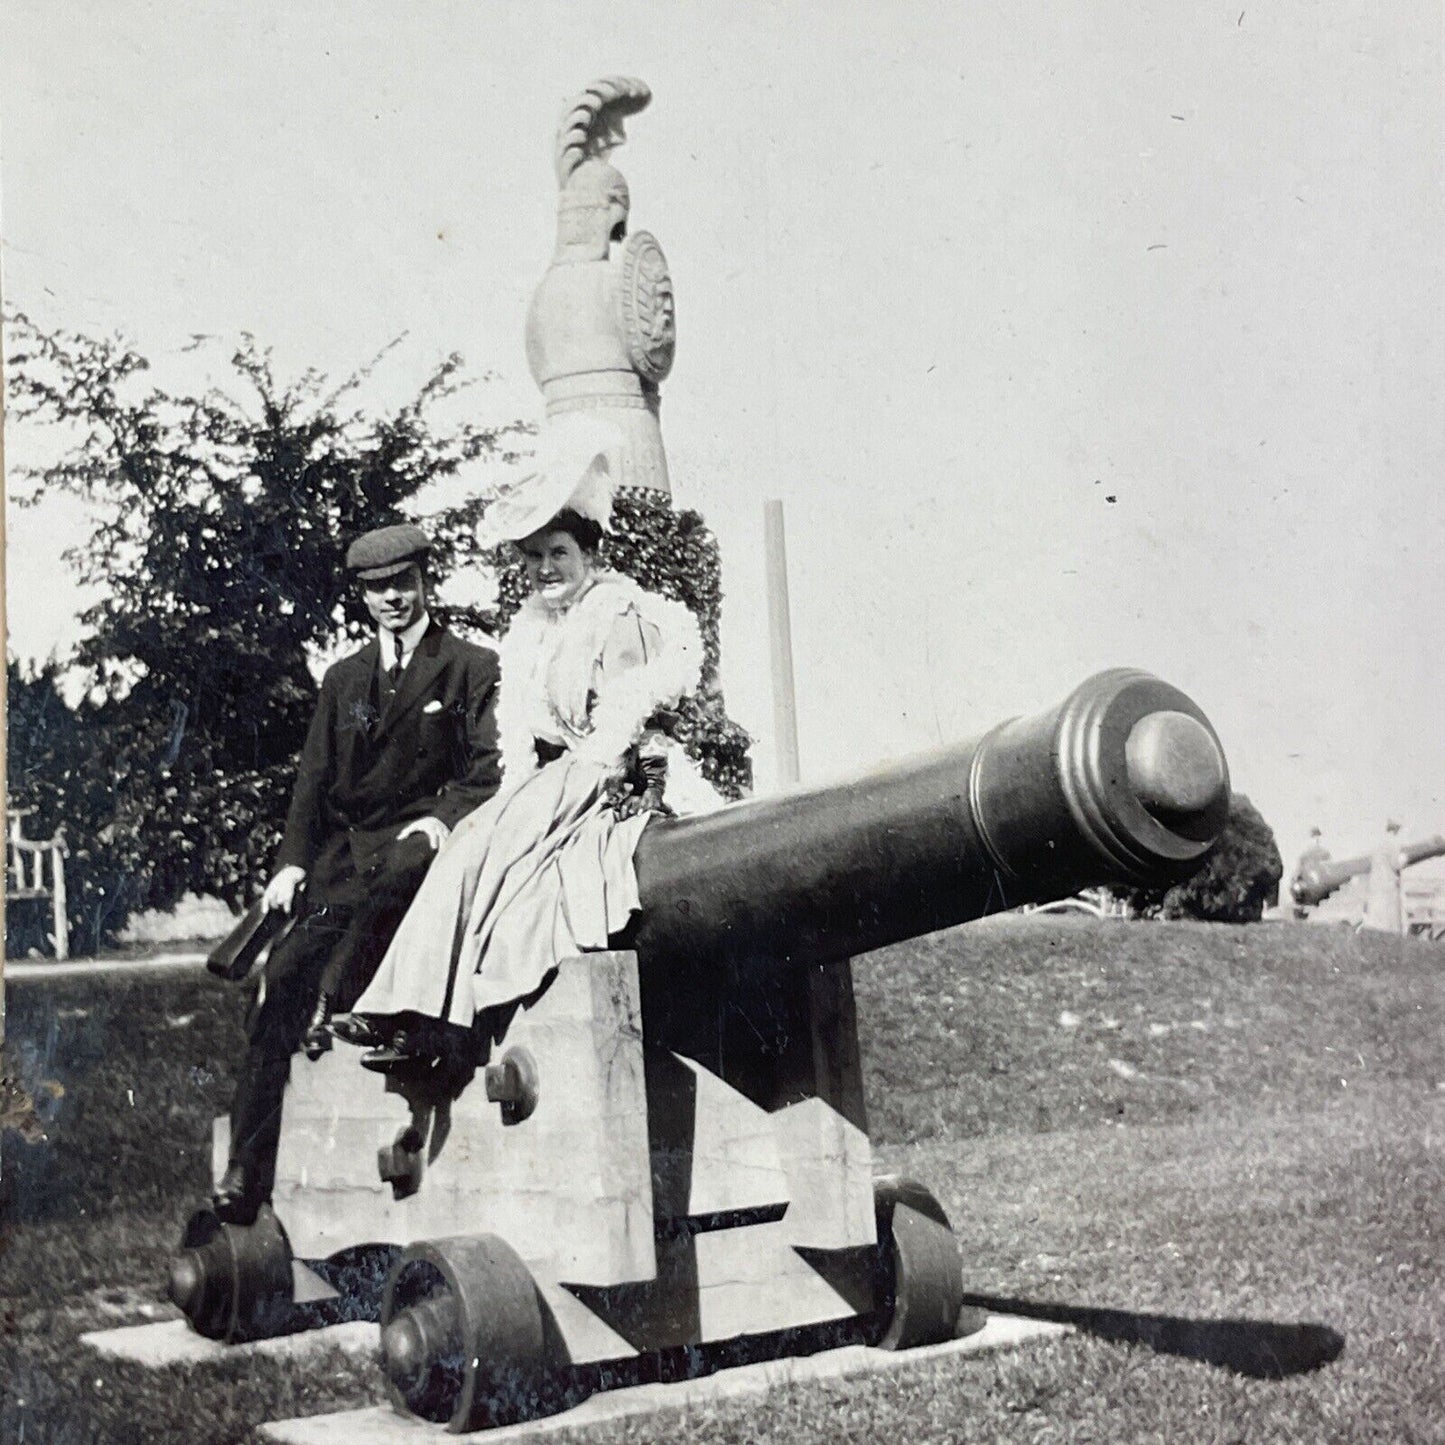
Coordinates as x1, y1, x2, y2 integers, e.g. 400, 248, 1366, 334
963, 1292, 1344, 1379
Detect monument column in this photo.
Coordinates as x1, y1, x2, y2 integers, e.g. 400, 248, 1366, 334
1362, 819, 1405, 935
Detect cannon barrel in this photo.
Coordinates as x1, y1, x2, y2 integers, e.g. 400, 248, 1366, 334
1291, 855, 1368, 907
1292, 834, 1445, 907
1400, 836, 1445, 871
632, 669, 1229, 973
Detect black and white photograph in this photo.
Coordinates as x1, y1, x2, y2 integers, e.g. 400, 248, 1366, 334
2, 4, 1441, 1441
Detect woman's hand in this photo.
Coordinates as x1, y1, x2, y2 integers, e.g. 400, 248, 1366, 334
605, 753, 673, 820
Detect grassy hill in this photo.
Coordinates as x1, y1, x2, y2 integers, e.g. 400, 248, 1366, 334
856, 915, 1441, 1142
3, 918, 1442, 1441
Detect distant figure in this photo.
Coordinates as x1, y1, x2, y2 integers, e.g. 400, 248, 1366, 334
1362, 819, 1405, 935
1298, 827, 1329, 873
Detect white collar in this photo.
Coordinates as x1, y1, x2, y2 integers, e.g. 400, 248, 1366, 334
537, 571, 603, 620
379, 611, 431, 659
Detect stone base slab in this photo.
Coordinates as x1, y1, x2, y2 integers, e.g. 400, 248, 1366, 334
80, 1318, 377, 1367
260, 1314, 1069, 1442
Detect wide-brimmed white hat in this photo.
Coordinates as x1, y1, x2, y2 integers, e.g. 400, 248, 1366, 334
477, 414, 624, 549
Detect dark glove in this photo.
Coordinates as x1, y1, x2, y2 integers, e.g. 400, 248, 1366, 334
608, 752, 674, 821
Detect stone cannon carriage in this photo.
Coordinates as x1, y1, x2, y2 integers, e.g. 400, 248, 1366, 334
170, 668, 1228, 1432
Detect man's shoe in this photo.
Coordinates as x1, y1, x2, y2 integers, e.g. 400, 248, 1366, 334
210, 1165, 263, 1226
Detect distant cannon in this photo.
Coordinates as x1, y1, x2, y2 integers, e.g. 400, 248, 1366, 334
1291, 834, 1445, 907
171, 669, 1229, 1431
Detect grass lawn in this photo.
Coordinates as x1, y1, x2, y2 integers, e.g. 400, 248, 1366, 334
3, 917, 1442, 1442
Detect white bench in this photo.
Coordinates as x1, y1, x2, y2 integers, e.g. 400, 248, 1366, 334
6, 806, 70, 960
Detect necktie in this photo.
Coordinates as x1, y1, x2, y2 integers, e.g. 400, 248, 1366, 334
389, 633, 405, 686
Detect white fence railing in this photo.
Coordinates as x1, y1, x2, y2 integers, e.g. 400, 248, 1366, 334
6, 806, 70, 960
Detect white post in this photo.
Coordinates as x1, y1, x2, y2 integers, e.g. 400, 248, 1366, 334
52, 840, 69, 961
763, 500, 801, 788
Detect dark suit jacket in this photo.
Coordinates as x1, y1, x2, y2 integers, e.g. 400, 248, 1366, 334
275, 622, 501, 895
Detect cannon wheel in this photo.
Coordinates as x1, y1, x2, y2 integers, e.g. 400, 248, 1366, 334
871, 1176, 980, 1348
168, 1206, 295, 1343
379, 1235, 553, 1433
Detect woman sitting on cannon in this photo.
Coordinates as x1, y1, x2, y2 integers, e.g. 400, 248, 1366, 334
332, 419, 721, 1072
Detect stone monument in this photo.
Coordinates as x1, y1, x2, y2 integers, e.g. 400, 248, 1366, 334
1362, 818, 1405, 935
525, 77, 676, 495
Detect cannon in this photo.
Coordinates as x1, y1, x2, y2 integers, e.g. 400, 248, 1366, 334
1291, 834, 1445, 907
171, 669, 1228, 1431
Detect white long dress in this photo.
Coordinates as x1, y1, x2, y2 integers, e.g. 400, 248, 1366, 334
352, 571, 719, 1028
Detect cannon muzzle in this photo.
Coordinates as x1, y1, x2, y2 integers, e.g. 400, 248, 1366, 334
1291, 856, 1367, 907
631, 669, 1229, 974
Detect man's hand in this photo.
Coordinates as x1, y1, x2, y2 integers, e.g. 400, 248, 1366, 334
397, 816, 451, 852
261, 865, 307, 914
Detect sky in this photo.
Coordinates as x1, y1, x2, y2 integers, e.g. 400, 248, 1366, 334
3, 0, 1442, 876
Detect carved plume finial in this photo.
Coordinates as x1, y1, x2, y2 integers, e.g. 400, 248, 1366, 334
528, 76, 674, 494
554, 76, 653, 187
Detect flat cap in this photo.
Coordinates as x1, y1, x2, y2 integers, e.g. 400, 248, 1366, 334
345, 524, 431, 581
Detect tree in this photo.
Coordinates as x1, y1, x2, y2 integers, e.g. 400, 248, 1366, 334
5, 316, 751, 952
1121, 791, 1283, 923
7, 317, 521, 949
7, 318, 521, 758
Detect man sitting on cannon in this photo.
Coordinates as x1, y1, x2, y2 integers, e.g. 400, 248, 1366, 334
209, 524, 503, 1225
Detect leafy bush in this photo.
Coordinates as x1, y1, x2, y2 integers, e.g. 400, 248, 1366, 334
1121, 791, 1283, 923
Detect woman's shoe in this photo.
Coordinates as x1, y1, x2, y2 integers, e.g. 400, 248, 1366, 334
330, 1013, 386, 1049
360, 1034, 440, 1078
